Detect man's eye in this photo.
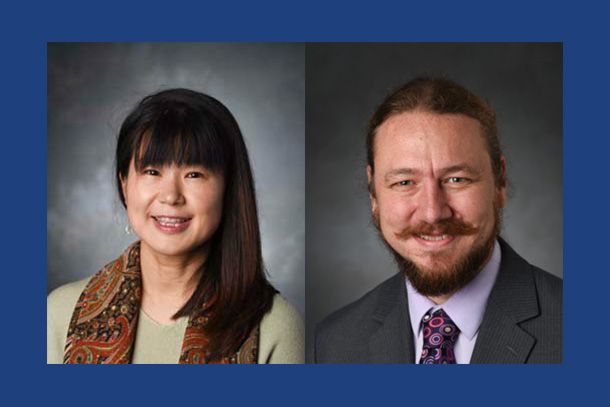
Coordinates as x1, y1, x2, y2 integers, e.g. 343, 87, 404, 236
395, 180, 413, 187
448, 177, 466, 183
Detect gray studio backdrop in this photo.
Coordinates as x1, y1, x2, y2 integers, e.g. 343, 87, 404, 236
47, 43, 305, 316
305, 43, 563, 361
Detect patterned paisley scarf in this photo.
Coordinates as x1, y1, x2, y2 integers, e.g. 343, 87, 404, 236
63, 242, 258, 364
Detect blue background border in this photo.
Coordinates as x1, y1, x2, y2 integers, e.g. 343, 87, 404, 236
3, 0, 598, 404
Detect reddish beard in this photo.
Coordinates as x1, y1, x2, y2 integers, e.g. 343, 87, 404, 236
373, 209, 500, 298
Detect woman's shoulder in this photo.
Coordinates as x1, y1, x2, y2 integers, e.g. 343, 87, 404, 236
261, 294, 302, 329
258, 294, 304, 364
47, 277, 90, 314
47, 277, 90, 364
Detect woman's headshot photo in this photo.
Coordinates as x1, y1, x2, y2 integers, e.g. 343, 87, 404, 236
47, 43, 305, 364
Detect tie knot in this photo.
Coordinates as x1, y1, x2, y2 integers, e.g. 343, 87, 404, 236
421, 309, 460, 340
420, 309, 460, 364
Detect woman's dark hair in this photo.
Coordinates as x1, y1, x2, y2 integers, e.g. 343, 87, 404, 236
116, 88, 275, 360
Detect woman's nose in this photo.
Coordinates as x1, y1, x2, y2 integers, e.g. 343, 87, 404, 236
158, 177, 185, 205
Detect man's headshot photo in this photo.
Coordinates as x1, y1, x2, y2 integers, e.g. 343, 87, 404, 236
306, 43, 562, 364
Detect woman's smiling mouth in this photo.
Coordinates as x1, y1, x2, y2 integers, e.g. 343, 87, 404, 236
152, 216, 192, 233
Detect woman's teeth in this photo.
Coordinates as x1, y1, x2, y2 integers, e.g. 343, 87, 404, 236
155, 217, 188, 226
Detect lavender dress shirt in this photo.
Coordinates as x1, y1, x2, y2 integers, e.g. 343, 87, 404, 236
406, 240, 501, 364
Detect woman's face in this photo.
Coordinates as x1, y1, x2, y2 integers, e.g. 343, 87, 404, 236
121, 160, 225, 259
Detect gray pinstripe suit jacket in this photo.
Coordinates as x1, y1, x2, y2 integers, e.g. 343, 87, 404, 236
314, 238, 562, 364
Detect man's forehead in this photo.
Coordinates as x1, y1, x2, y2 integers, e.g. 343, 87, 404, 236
377, 111, 484, 139
373, 111, 491, 172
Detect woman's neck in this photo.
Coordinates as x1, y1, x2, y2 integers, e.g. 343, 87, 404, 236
139, 241, 208, 324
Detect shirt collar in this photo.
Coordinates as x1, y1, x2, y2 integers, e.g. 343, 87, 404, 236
406, 239, 502, 340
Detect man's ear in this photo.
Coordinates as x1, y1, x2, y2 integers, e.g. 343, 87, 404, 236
497, 156, 507, 209
367, 165, 378, 215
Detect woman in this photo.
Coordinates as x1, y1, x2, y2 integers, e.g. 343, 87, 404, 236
47, 89, 304, 364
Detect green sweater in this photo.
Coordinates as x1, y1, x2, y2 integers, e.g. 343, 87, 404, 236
47, 278, 304, 364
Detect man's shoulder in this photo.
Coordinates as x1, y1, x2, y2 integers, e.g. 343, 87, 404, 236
531, 265, 562, 292
530, 264, 563, 311
315, 273, 403, 362
493, 240, 563, 363
498, 237, 562, 299
318, 274, 400, 331
519, 265, 563, 363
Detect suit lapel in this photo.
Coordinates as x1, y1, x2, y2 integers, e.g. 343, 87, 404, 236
368, 274, 415, 363
470, 238, 539, 364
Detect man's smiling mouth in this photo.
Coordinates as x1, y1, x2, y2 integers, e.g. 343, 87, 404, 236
417, 234, 450, 241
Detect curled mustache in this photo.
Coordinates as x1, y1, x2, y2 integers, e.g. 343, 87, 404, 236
394, 219, 478, 240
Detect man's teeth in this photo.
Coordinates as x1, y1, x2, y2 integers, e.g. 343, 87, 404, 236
156, 217, 188, 226
418, 234, 449, 241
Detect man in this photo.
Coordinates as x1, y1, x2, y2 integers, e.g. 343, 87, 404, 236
314, 77, 562, 364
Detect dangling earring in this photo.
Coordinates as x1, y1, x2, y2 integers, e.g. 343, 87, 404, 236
125, 223, 134, 235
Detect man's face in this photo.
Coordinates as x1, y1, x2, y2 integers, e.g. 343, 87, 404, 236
368, 111, 506, 299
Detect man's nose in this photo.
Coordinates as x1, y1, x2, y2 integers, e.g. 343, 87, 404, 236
414, 182, 452, 224
158, 177, 185, 205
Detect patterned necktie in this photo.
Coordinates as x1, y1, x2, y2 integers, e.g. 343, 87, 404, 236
419, 308, 460, 364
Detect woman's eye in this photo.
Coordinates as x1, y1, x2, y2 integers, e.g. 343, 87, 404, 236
144, 169, 160, 176
186, 172, 204, 179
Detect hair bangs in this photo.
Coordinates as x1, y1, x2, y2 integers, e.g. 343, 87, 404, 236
133, 109, 228, 175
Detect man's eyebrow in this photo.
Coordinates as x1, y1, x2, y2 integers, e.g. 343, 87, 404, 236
440, 165, 481, 176
383, 165, 481, 182
384, 168, 420, 182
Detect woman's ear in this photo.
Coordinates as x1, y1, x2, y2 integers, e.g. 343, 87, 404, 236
120, 174, 128, 204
